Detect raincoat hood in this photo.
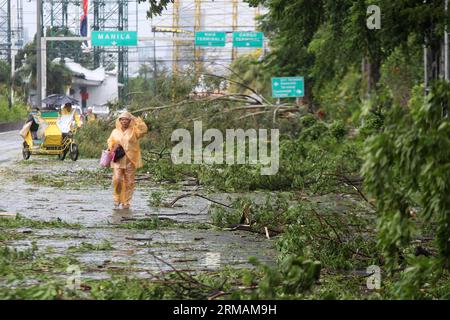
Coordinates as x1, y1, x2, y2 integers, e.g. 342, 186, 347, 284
115, 111, 135, 130
118, 111, 133, 120
108, 114, 148, 169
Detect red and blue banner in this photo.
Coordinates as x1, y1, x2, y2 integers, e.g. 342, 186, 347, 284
80, 0, 88, 36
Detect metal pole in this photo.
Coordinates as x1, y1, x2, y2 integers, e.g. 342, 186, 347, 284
7, 0, 11, 65
42, 37, 46, 99
153, 30, 157, 96
7, 0, 12, 109
231, 0, 238, 61
36, 0, 42, 107
194, 0, 201, 76
424, 45, 428, 94
10, 47, 15, 108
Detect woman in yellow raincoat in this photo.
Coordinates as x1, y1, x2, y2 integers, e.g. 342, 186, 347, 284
107, 111, 148, 209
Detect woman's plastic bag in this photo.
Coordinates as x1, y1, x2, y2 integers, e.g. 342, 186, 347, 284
100, 150, 113, 167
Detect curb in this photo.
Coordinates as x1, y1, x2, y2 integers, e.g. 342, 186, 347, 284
0, 121, 24, 133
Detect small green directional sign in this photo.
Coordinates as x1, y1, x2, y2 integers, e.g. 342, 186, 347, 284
195, 31, 226, 47
91, 31, 138, 47
232, 32, 264, 47
271, 77, 305, 98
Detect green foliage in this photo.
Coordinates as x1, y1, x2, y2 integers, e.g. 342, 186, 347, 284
46, 61, 73, 94
197, 115, 362, 193
0, 61, 10, 83
392, 256, 442, 299
228, 51, 272, 97
142, 156, 190, 183
359, 111, 384, 138
314, 69, 363, 122
247, 255, 321, 299
277, 206, 378, 270
116, 217, 175, 230
45, 27, 89, 65
128, 63, 196, 106
142, 0, 174, 18
14, 32, 74, 97
0, 94, 28, 123
148, 191, 166, 207
211, 193, 377, 271
76, 120, 112, 158
210, 199, 246, 228
330, 120, 347, 140
0, 215, 81, 229
380, 43, 423, 107
363, 81, 450, 271
85, 277, 168, 299
67, 241, 114, 253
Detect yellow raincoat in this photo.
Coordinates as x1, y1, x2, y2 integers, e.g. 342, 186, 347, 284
86, 113, 97, 123
107, 112, 148, 208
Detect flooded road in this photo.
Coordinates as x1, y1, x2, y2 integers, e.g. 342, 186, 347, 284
0, 135, 276, 280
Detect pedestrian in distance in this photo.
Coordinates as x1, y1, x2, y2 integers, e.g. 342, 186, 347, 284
85, 106, 97, 123
107, 111, 148, 209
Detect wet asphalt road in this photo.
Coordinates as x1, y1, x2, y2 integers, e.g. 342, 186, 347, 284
0, 130, 21, 164
0, 132, 277, 277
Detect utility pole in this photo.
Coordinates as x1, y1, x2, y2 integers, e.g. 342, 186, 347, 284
36, 0, 42, 107
10, 46, 14, 109
445, 0, 449, 82
7, 0, 12, 109
231, 0, 238, 61
172, 0, 180, 101
194, 0, 201, 76
153, 28, 157, 96
423, 0, 429, 95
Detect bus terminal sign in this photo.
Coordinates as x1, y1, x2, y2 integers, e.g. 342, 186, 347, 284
195, 32, 227, 47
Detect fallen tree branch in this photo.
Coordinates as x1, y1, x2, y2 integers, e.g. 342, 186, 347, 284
324, 173, 374, 208
207, 286, 258, 300
125, 237, 153, 241
168, 193, 232, 208
311, 209, 343, 244
149, 252, 216, 291
224, 224, 281, 237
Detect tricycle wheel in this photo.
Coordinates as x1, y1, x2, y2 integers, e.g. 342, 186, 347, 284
22, 143, 31, 160
69, 143, 79, 161
58, 149, 67, 161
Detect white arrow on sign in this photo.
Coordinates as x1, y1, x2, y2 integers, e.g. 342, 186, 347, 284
274, 82, 279, 86
111, 41, 117, 46
296, 90, 302, 94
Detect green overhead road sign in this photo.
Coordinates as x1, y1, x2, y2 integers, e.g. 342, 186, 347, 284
271, 77, 305, 98
91, 31, 138, 46
195, 31, 226, 47
233, 32, 264, 47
